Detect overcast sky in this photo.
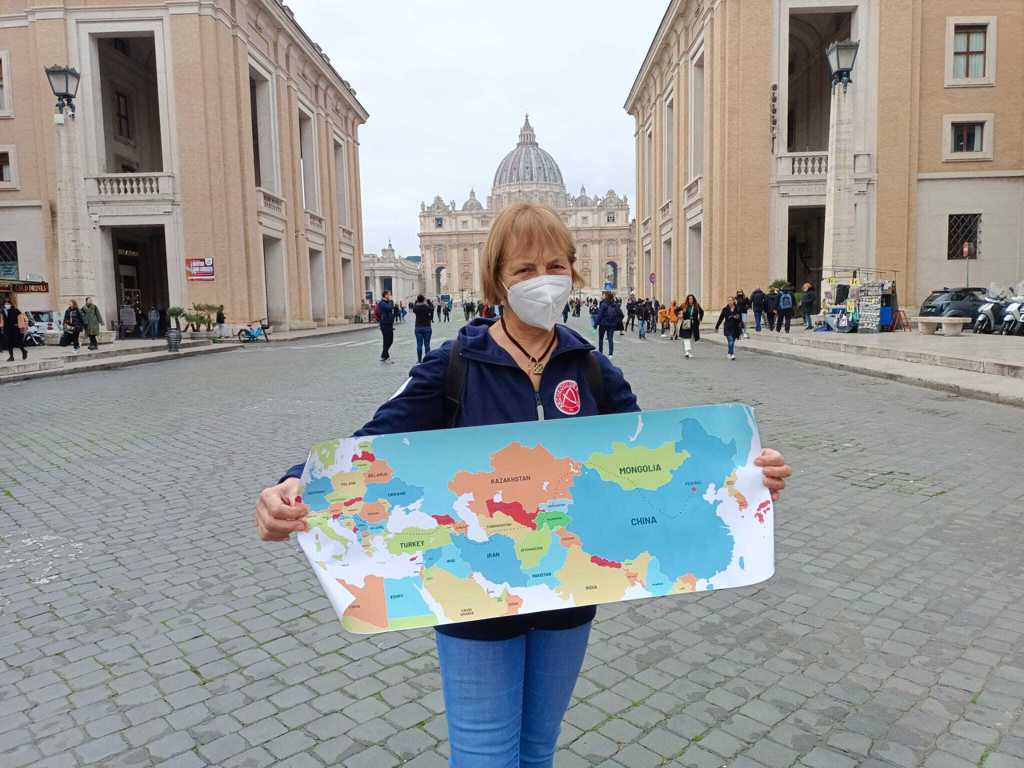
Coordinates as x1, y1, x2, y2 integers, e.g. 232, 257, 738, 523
288, 0, 668, 258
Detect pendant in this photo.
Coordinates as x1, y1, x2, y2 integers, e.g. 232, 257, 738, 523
532, 361, 545, 375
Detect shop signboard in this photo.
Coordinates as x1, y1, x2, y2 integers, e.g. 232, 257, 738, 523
186, 258, 215, 281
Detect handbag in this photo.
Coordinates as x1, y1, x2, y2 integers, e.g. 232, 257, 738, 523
681, 318, 692, 331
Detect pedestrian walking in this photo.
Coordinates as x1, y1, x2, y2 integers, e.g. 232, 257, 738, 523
596, 291, 622, 356
443, 301, 451, 323
561, 302, 570, 324
715, 296, 744, 360
62, 299, 84, 351
801, 282, 816, 330
1, 299, 29, 361
776, 287, 794, 333
81, 296, 103, 350
412, 295, 434, 363
669, 301, 681, 340
216, 305, 228, 338
765, 288, 778, 333
750, 288, 766, 332
679, 294, 703, 358
144, 305, 160, 338
436, 300, 443, 322
256, 200, 796, 768
377, 291, 396, 362
736, 290, 751, 338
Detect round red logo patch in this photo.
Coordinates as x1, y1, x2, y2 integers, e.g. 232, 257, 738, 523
554, 379, 581, 415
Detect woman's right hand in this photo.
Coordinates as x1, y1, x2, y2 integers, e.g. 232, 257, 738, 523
255, 477, 308, 541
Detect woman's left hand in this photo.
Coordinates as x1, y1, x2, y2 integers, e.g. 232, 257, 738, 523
755, 449, 791, 502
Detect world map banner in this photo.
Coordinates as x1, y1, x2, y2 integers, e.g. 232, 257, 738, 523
297, 404, 774, 634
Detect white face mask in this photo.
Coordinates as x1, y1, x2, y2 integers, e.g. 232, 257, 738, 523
503, 275, 572, 330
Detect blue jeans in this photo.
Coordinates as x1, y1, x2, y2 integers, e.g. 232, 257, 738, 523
638, 319, 646, 338
598, 326, 614, 355
803, 309, 813, 328
436, 623, 591, 768
753, 310, 762, 332
415, 327, 432, 362
727, 335, 736, 355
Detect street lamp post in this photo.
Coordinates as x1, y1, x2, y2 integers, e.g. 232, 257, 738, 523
45, 65, 93, 308
820, 40, 860, 304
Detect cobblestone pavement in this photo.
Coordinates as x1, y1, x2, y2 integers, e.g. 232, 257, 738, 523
2, 317, 1023, 768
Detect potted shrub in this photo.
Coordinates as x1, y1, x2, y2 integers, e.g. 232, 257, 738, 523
166, 307, 185, 351
184, 304, 214, 339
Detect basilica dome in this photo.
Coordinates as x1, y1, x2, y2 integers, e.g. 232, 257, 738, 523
491, 116, 567, 202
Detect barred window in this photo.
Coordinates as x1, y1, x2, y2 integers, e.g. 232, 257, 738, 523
0, 241, 18, 279
947, 214, 980, 260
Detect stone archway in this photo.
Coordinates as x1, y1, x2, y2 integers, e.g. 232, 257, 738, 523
434, 266, 448, 296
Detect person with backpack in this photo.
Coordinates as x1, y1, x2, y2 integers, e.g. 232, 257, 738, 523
715, 295, 744, 360
256, 200, 793, 768
377, 291, 396, 362
776, 287, 794, 333
595, 291, 622, 356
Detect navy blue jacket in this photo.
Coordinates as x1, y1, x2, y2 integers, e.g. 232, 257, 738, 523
283, 318, 640, 640
595, 299, 622, 329
377, 299, 395, 327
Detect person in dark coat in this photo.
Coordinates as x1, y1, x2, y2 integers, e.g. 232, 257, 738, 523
776, 287, 794, 333
679, 294, 704, 358
764, 289, 778, 333
714, 296, 744, 360
412, 295, 434, 363
81, 297, 103, 350
735, 291, 751, 338
801, 283, 817, 330
63, 299, 84, 351
1, 299, 28, 361
750, 288, 766, 332
595, 292, 622, 356
377, 291, 396, 362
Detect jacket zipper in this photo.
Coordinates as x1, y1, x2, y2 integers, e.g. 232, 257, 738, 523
535, 390, 545, 421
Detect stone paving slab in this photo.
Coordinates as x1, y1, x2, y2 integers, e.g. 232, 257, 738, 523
2, 317, 1023, 767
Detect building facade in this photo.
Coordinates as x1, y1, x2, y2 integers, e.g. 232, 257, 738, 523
626, 0, 1024, 309
418, 117, 636, 301
362, 242, 423, 304
0, 0, 368, 331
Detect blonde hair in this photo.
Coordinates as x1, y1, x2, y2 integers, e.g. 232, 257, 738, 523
480, 202, 582, 305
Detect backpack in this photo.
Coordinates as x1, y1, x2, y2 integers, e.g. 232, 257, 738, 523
779, 292, 793, 310
443, 337, 606, 427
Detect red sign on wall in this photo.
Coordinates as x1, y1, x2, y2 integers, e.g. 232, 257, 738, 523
186, 258, 215, 281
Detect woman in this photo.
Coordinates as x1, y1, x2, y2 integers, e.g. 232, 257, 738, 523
255, 202, 791, 767
63, 299, 84, 352
679, 294, 704, 359
81, 296, 103, 350
668, 300, 681, 340
412, 294, 434, 363
715, 295, 744, 361
0, 298, 28, 361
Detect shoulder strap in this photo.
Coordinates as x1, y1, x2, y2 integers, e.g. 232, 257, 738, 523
583, 351, 607, 414
443, 337, 465, 427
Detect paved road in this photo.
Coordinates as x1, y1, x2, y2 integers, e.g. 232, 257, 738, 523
2, 317, 1023, 768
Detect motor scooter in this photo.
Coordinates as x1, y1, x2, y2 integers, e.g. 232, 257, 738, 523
1000, 297, 1024, 335
24, 324, 46, 346
975, 294, 1008, 334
